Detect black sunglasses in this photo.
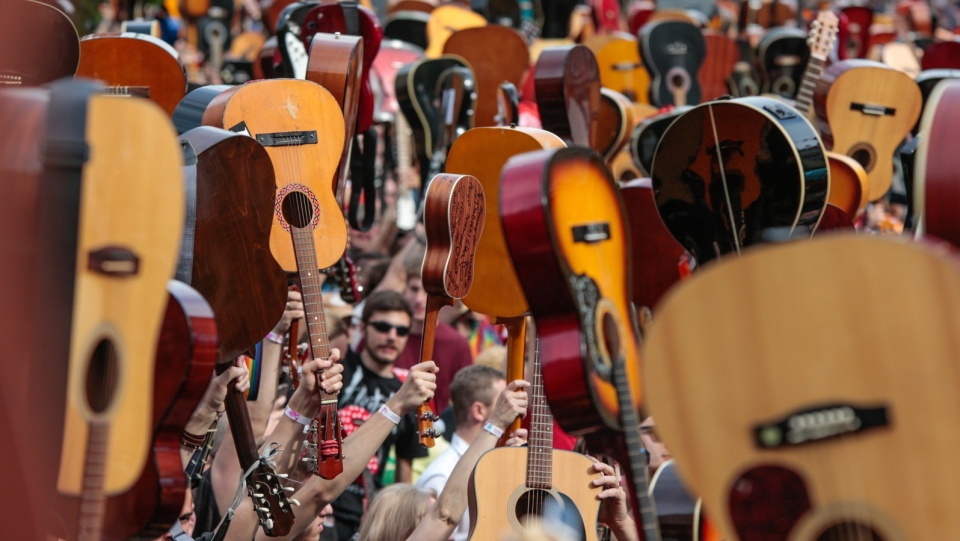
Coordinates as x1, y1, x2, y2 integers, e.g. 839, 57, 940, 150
368, 320, 411, 337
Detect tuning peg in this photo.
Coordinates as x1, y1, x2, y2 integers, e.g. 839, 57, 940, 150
253, 492, 265, 498
264, 518, 274, 531
258, 507, 270, 513
290, 498, 301, 507
284, 486, 295, 492
277, 473, 289, 479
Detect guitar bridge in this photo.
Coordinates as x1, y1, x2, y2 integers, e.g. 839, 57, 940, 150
257, 130, 318, 147
753, 402, 889, 449
87, 246, 140, 277
850, 103, 896, 116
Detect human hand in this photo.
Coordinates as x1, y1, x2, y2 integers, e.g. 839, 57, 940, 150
593, 460, 632, 529
271, 289, 304, 335
487, 380, 530, 430
288, 349, 343, 416
199, 357, 250, 418
389, 361, 438, 414
505, 428, 528, 447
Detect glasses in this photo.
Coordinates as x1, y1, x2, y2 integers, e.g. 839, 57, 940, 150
639, 425, 660, 443
368, 320, 411, 337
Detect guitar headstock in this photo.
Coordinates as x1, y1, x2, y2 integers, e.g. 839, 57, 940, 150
808, 10, 840, 61
248, 461, 297, 537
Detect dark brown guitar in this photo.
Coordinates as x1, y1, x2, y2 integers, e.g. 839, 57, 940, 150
416, 173, 485, 447
534, 44, 601, 150
0, 0, 79, 87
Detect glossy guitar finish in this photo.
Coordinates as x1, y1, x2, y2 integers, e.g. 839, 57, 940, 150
534, 44, 601, 149
583, 32, 651, 104
177, 127, 288, 361
699, 31, 739, 101
77, 33, 187, 117
630, 106, 691, 177
757, 27, 809, 100
644, 235, 960, 541
649, 460, 721, 541
640, 20, 706, 107
814, 59, 921, 201
425, 3, 487, 58
596, 88, 636, 165
913, 69, 960, 134
201, 79, 347, 271
0, 0, 79, 87
914, 80, 960, 250
443, 25, 529, 127
651, 97, 828, 265
371, 39, 424, 121
840, 6, 873, 59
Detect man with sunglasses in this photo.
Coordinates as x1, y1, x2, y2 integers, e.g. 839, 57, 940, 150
331, 290, 431, 541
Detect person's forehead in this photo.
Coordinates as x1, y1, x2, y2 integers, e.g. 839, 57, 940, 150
368, 309, 411, 321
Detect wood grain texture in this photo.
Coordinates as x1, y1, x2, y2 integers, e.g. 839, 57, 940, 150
443, 25, 529, 127
644, 234, 960, 540
0, 0, 79, 86
76, 33, 187, 116
468, 448, 601, 541
534, 45, 601, 150
425, 4, 486, 58
59, 95, 184, 497
422, 174, 485, 299
446, 126, 565, 319
583, 32, 651, 104
814, 59, 920, 201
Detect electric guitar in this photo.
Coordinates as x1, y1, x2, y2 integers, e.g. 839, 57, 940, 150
644, 234, 960, 540
651, 97, 828, 266
501, 146, 660, 541
814, 59, 921, 201
416, 173, 485, 447
640, 19, 705, 107
0, 0, 79, 87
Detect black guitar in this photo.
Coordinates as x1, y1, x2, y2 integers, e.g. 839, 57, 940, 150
640, 20, 705, 107
427, 65, 476, 180
758, 26, 810, 100
395, 55, 473, 190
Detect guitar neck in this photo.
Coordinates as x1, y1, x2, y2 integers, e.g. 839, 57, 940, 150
795, 56, 826, 116
416, 295, 450, 446
78, 421, 109, 541
525, 337, 554, 490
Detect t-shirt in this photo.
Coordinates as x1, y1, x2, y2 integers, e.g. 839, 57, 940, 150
331, 349, 428, 540
396, 322, 473, 413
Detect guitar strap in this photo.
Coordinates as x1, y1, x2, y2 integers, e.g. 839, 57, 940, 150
175, 140, 199, 284
348, 127, 378, 231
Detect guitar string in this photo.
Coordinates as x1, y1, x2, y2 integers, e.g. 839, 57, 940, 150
707, 103, 742, 256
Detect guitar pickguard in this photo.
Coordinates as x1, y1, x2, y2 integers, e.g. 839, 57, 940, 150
570, 273, 612, 383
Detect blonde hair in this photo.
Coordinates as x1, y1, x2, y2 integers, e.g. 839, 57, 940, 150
357, 484, 436, 541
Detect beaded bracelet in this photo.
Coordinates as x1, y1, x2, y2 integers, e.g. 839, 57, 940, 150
180, 429, 207, 449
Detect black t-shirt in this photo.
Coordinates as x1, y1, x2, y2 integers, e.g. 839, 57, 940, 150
331, 349, 427, 540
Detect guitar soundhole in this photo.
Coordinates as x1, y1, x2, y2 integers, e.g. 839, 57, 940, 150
281, 191, 316, 228
849, 145, 875, 173
513, 489, 587, 537
601, 312, 620, 362
85, 339, 119, 414
816, 523, 883, 540
515, 489, 551, 523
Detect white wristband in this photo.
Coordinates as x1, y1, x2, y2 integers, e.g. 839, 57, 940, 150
265, 331, 285, 344
483, 422, 504, 439
379, 404, 401, 425
284, 406, 311, 426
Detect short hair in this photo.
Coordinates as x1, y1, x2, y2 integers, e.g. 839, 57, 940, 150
361, 290, 413, 323
403, 241, 426, 281
357, 484, 435, 541
450, 364, 505, 427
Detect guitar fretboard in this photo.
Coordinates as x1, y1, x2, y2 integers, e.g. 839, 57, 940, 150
78, 421, 109, 541
525, 337, 553, 490
291, 226, 332, 365
795, 57, 826, 116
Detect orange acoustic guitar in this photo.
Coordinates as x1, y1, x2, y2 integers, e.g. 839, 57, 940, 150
793, 10, 869, 219
76, 32, 187, 117
202, 79, 348, 480
644, 235, 960, 540
416, 173, 485, 447
814, 59, 920, 201
445, 125, 565, 439
583, 31, 651, 104
425, 3, 487, 58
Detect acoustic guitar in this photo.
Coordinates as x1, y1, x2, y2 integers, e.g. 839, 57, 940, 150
371, 39, 424, 122
534, 44, 601, 150
814, 59, 921, 201
500, 146, 660, 540
445, 125, 565, 437
793, 10, 869, 219
416, 173, 485, 446
0, 0, 79, 87
383, 10, 431, 49
468, 336, 601, 540
583, 32, 651, 104
840, 5, 873, 59
426, 65, 476, 179
425, 3, 487, 57
651, 97, 829, 266
76, 32, 187, 117
699, 31, 739, 101
644, 234, 960, 540
443, 25, 530, 127
640, 19, 706, 107
911, 69, 960, 134
596, 88, 637, 166
913, 79, 960, 250
648, 460, 722, 541
629, 106, 692, 177
921, 41, 960, 70
757, 27, 809, 99
54, 89, 186, 540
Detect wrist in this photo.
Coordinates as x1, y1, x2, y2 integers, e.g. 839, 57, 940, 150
378, 404, 402, 424
265, 330, 285, 344
482, 421, 504, 439
287, 391, 317, 418
386, 396, 409, 416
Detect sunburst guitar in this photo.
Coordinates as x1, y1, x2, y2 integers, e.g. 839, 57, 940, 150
201, 79, 347, 271
644, 235, 960, 540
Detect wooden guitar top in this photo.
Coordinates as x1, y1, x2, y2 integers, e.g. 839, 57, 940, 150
644, 235, 960, 540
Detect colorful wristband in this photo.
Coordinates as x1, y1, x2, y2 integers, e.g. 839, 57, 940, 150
284, 406, 311, 426
379, 404, 401, 425
483, 422, 504, 439
265, 331, 285, 344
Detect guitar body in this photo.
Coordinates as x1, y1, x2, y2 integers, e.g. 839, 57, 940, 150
652, 97, 828, 264
76, 33, 187, 116
299, 2, 383, 132
825, 151, 868, 218
644, 235, 960, 541
649, 460, 721, 541
275, 1, 315, 79
0, 0, 79, 87
912, 69, 960, 134
534, 45, 601, 149
55, 93, 185, 540
921, 41, 960, 70
757, 27, 809, 99
468, 448, 601, 541
640, 20, 705, 107
371, 40, 423, 120
840, 6, 873, 59
383, 10, 431, 49
178, 127, 288, 361
443, 25, 529, 127
201, 79, 347, 271
425, 4, 487, 57
620, 178, 691, 313
596, 88, 635, 164
421, 173, 486, 299
630, 106, 691, 176
699, 31, 739, 101
729, 37, 762, 98
914, 79, 960, 249
583, 32, 651, 104
814, 59, 921, 201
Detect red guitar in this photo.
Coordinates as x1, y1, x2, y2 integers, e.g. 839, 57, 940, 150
914, 79, 960, 250
501, 146, 660, 541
